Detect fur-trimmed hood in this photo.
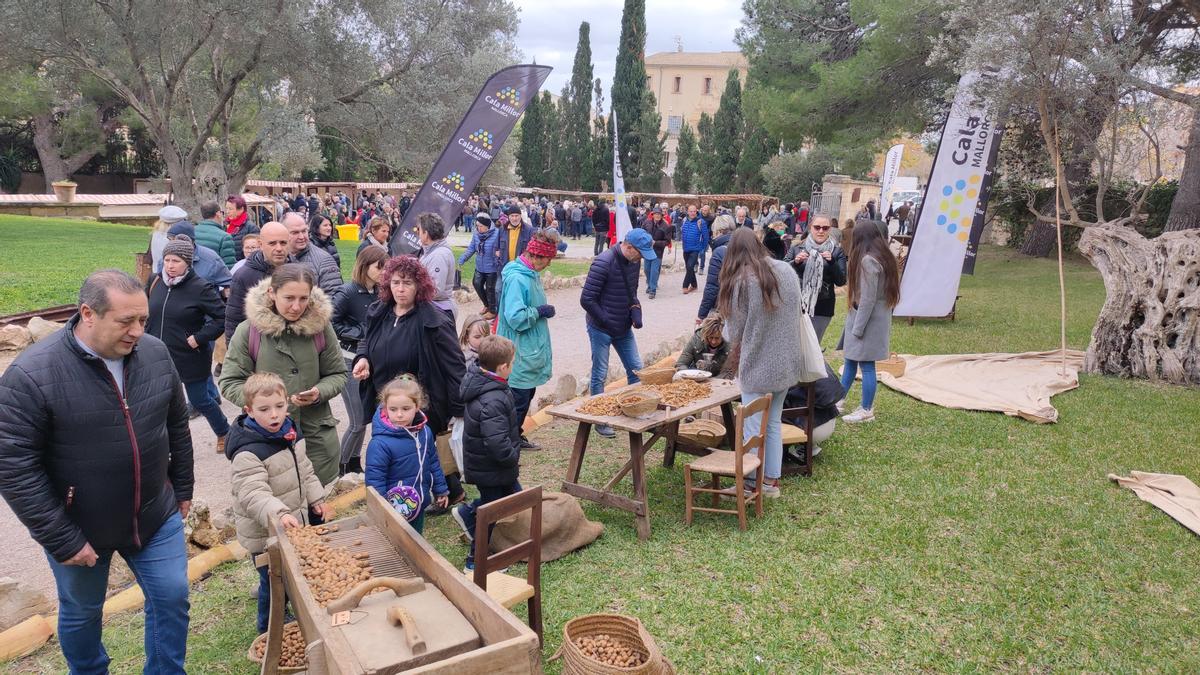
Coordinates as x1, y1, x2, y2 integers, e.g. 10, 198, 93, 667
244, 278, 333, 338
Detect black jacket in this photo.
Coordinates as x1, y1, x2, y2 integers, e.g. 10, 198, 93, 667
331, 282, 377, 351
763, 228, 786, 260
230, 220, 260, 261
785, 243, 848, 318
459, 364, 520, 487
313, 235, 341, 270
356, 301, 465, 435
581, 246, 641, 337
225, 250, 276, 340
0, 316, 193, 562
697, 232, 732, 320
592, 204, 611, 233
147, 270, 226, 382
784, 363, 845, 428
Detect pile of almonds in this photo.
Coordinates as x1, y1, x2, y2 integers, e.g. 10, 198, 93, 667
253, 622, 307, 669
286, 525, 372, 606
578, 392, 622, 417
575, 634, 646, 668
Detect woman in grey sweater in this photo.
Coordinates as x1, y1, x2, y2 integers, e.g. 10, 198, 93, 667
719, 228, 806, 497
839, 223, 901, 423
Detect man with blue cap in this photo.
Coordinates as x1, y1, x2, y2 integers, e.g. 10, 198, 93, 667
579, 228, 656, 438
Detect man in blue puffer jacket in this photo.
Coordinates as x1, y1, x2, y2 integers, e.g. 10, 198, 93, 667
680, 204, 709, 295
579, 229, 657, 438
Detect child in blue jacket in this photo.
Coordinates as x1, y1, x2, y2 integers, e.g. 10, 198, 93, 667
365, 375, 449, 533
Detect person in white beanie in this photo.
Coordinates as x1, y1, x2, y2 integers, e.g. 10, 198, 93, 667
151, 205, 191, 273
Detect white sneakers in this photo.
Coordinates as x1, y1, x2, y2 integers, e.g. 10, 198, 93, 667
842, 407, 875, 424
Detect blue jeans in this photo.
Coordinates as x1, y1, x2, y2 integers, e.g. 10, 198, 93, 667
587, 324, 643, 395
840, 359, 878, 409
459, 481, 522, 566
48, 514, 189, 674
642, 258, 662, 294
741, 388, 789, 482
183, 378, 229, 438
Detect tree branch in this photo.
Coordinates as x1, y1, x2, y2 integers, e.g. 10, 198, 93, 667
1127, 73, 1200, 105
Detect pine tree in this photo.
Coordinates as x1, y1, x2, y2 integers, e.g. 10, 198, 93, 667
695, 112, 716, 193
635, 90, 665, 191
583, 78, 609, 191
515, 91, 546, 187
542, 91, 562, 189
563, 22, 594, 190
611, 0, 647, 177
673, 121, 698, 194
711, 69, 744, 193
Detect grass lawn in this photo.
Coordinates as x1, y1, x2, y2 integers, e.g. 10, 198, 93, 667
0, 215, 590, 315
8, 239, 1200, 672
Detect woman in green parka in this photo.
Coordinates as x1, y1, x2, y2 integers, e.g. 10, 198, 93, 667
220, 263, 348, 485
496, 229, 560, 451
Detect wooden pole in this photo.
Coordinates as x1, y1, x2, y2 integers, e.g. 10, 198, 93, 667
1053, 120, 1069, 376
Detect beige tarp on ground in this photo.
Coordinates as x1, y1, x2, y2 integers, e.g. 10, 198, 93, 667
1109, 472, 1200, 536
876, 349, 1085, 423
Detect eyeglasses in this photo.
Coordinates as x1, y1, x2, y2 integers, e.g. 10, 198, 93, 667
811, 225, 831, 231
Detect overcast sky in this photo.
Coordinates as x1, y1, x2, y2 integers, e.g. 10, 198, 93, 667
513, 0, 744, 107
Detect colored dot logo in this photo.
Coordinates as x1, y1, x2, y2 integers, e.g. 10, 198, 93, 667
936, 174, 983, 242
496, 87, 520, 105
441, 172, 465, 192
467, 129, 494, 150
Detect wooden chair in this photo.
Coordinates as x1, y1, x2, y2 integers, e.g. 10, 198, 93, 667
470, 486, 544, 644
683, 394, 772, 530
780, 382, 816, 478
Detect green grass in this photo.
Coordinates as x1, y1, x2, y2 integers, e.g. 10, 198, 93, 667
8, 237, 1200, 672
0, 215, 591, 315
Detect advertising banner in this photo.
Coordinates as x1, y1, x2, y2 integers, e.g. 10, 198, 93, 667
611, 111, 633, 242
878, 143, 905, 220
391, 64, 552, 255
895, 70, 1003, 317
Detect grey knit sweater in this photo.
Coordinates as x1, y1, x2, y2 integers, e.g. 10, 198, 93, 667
723, 257, 806, 394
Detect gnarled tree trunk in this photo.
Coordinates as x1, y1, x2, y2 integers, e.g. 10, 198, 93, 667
1078, 222, 1200, 385
1164, 106, 1200, 233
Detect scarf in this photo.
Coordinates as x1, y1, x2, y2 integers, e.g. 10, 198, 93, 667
246, 416, 299, 442
162, 270, 187, 287
798, 235, 837, 316
225, 211, 248, 234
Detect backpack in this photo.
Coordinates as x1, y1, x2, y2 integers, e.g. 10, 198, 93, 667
248, 324, 326, 363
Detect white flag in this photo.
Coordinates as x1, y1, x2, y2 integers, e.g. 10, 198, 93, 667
612, 111, 633, 242
879, 143, 905, 220
895, 71, 1002, 317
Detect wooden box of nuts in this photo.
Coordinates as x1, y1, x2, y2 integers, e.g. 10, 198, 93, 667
258, 488, 542, 674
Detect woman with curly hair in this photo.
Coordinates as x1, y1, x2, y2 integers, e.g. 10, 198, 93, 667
351, 255, 466, 503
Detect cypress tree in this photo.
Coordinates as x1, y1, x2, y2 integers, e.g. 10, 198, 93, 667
695, 112, 716, 193
584, 78, 609, 191
564, 22, 594, 190
515, 91, 546, 187
711, 69, 744, 193
611, 0, 647, 177
542, 91, 562, 188
736, 87, 776, 193
635, 89, 665, 191
673, 121, 698, 194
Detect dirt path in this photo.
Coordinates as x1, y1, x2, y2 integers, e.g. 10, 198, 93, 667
0, 256, 706, 598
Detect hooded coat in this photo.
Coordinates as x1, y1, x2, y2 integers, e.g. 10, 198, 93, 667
364, 409, 447, 508
219, 281, 348, 485
497, 259, 552, 390
459, 364, 521, 487
225, 415, 325, 553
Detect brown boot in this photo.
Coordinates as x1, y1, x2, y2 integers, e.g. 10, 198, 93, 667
216, 435, 227, 454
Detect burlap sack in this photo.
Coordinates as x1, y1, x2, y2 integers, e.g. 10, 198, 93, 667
491, 492, 603, 562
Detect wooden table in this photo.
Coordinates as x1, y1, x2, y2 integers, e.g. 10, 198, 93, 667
546, 378, 741, 541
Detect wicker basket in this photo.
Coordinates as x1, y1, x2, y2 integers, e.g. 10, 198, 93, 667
677, 419, 726, 447
247, 623, 306, 674
618, 391, 661, 417
634, 367, 675, 385
560, 613, 673, 675
877, 353, 906, 378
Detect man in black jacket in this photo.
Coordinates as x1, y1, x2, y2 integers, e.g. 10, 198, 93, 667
0, 270, 194, 674
224, 221, 292, 340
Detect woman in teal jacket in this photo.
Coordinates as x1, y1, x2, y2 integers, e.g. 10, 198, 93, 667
497, 229, 560, 451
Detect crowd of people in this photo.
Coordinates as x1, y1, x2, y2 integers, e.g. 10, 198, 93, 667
0, 186, 902, 673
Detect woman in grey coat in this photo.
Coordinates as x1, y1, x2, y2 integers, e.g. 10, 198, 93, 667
719, 228, 806, 497
839, 223, 901, 423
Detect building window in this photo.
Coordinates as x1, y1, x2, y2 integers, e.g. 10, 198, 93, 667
703, 77, 712, 94
667, 116, 683, 136
673, 76, 681, 93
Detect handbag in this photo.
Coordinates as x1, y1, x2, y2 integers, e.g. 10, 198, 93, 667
449, 417, 466, 481
797, 313, 826, 383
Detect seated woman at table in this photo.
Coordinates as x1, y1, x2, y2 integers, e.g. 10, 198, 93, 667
675, 312, 732, 377
782, 362, 846, 460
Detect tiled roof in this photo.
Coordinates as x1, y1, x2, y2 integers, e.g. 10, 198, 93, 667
644, 51, 749, 68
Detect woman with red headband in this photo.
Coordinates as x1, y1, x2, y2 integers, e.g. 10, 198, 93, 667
497, 229, 560, 451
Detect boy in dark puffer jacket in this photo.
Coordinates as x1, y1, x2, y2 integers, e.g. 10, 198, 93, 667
451, 335, 522, 572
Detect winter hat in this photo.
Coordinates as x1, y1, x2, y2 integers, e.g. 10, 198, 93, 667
475, 212, 493, 228
505, 205, 522, 216
159, 205, 188, 224
163, 235, 195, 266
166, 220, 196, 240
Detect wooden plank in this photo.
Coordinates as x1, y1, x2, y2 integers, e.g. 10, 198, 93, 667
546, 379, 742, 433
561, 482, 645, 515
629, 433, 652, 541
565, 422, 591, 484
405, 636, 541, 674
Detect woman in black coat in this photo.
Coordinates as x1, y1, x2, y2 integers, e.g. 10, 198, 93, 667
309, 214, 341, 270
351, 254, 466, 503
330, 246, 387, 473
784, 215, 848, 340
146, 236, 230, 448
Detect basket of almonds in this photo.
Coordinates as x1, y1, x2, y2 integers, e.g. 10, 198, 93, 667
248, 621, 307, 673
560, 613, 673, 674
